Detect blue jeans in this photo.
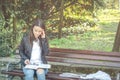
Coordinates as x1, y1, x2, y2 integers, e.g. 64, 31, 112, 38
23, 68, 48, 80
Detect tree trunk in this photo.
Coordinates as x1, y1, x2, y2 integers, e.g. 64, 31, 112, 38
39, 0, 45, 19
112, 21, 120, 52
119, 0, 120, 10
13, 17, 17, 43
1, 0, 10, 28
58, 0, 64, 39
12, 0, 17, 45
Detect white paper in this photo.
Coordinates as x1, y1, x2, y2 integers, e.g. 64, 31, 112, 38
25, 64, 51, 69
81, 71, 111, 80
59, 71, 111, 80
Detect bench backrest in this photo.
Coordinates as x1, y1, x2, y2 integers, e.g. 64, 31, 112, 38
47, 48, 120, 69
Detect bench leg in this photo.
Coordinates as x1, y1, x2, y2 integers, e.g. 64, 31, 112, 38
7, 76, 23, 80
116, 73, 120, 80
7, 75, 14, 80
20, 77, 24, 80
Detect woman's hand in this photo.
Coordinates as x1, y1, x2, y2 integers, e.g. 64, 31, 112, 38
24, 59, 30, 65
41, 30, 45, 38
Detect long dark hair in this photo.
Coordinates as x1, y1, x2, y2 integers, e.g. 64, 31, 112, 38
29, 19, 46, 45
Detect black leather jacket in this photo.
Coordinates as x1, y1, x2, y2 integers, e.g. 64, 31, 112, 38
19, 33, 49, 66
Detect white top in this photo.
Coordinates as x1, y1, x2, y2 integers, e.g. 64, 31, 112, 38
30, 40, 42, 65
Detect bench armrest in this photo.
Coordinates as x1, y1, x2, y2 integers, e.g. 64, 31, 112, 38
5, 61, 22, 71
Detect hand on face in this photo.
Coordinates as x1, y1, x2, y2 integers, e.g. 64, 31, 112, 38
33, 26, 46, 39
41, 30, 45, 38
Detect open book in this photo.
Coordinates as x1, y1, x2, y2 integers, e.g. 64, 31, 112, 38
25, 64, 51, 69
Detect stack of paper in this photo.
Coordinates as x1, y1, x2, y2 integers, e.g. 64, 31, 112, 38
25, 64, 51, 69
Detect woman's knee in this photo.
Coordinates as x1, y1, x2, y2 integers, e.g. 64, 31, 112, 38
37, 68, 44, 74
36, 69, 46, 80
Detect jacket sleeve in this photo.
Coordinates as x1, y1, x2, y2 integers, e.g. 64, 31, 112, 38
41, 37, 49, 56
19, 36, 29, 63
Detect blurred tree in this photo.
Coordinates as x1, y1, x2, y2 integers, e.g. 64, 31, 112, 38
112, 21, 120, 52
1, 0, 10, 28
1, 0, 105, 38
58, 0, 64, 39
0, 0, 106, 56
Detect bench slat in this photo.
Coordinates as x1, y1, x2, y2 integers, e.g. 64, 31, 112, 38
1, 70, 79, 80
47, 57, 120, 69
48, 52, 120, 62
1, 70, 24, 76
50, 48, 120, 57
47, 72, 79, 80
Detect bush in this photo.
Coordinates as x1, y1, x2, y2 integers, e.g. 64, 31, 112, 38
0, 29, 14, 57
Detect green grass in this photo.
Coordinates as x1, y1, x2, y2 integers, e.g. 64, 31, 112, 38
49, 9, 120, 52
49, 29, 115, 52
99, 22, 118, 32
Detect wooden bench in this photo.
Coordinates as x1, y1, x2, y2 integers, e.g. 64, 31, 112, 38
1, 48, 120, 80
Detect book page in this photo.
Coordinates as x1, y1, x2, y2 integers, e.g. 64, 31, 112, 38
25, 64, 51, 69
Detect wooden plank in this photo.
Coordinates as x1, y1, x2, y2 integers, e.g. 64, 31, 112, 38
47, 72, 79, 80
1, 70, 79, 80
50, 48, 120, 57
47, 57, 120, 69
48, 52, 120, 62
1, 70, 24, 76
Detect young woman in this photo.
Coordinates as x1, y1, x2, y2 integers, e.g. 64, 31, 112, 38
19, 19, 49, 80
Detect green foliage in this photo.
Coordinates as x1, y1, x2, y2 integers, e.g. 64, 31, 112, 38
0, 0, 120, 57
0, 14, 22, 57
99, 22, 118, 32
0, 29, 12, 57
1, 0, 101, 39
49, 29, 115, 52
49, 8, 120, 52
97, 9, 120, 22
